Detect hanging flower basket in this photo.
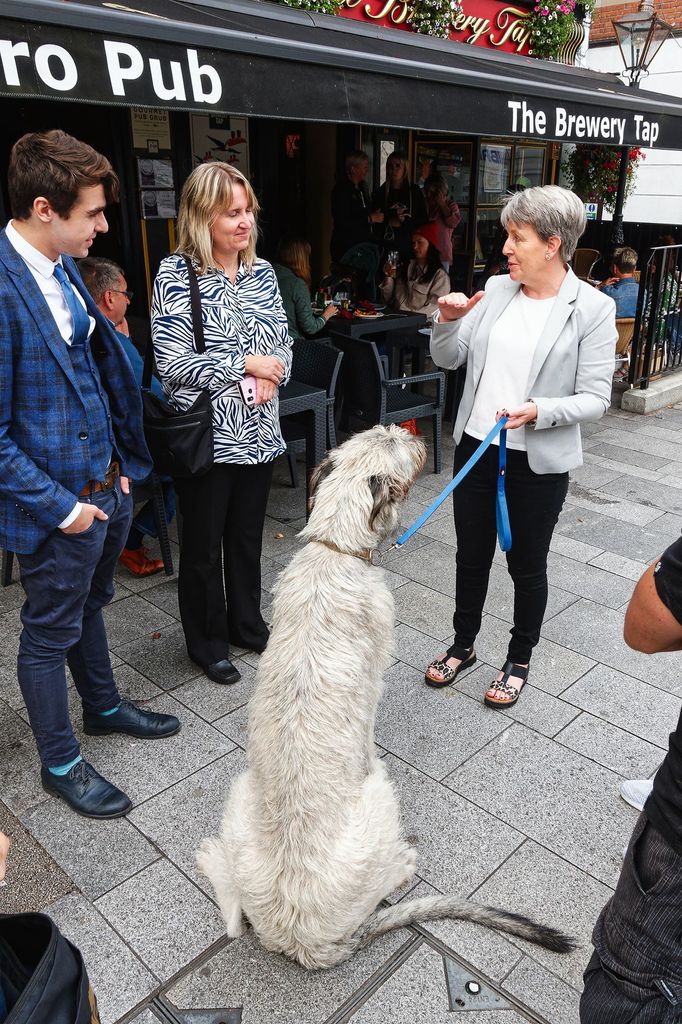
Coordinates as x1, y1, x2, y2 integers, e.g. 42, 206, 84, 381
408, 0, 463, 38
562, 144, 645, 214
526, 0, 593, 60
271, 0, 341, 14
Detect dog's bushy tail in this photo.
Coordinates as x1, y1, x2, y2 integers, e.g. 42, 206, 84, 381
351, 895, 575, 954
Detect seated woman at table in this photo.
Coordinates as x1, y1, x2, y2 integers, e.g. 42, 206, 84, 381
423, 185, 616, 708
273, 236, 337, 341
152, 161, 292, 686
379, 222, 450, 319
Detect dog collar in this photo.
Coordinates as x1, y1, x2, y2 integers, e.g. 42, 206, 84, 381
314, 540, 377, 564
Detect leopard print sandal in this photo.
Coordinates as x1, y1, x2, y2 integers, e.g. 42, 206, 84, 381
424, 644, 476, 688
484, 661, 529, 708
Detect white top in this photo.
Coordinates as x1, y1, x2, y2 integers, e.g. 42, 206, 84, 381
466, 290, 556, 451
5, 220, 97, 527
6, 220, 95, 346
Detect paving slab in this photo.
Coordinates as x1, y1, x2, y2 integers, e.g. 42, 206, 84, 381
569, 463, 622, 490
393, 581, 456, 640
445, 724, 633, 888
560, 663, 678, 748
503, 957, 581, 1024
472, 840, 612, 991
586, 550, 648, 582
600, 474, 682, 516
375, 661, 510, 780
139, 580, 181, 619
385, 755, 524, 896
383, 539, 456, 598
76, 694, 235, 807
541, 599, 682, 697
20, 799, 159, 900
115, 621, 202, 690
0, 800, 73, 913
171, 658, 257, 722
0, 705, 47, 816
47, 891, 158, 1024
95, 859, 225, 982
564, 488, 663, 527
128, 749, 246, 895
592, 426, 682, 463
103, 595, 175, 649
555, 506, 670, 563
556, 711, 665, 779
545, 551, 635, 610
347, 940, 526, 1024
587, 441, 672, 471
455, 668, 579, 739
550, 534, 604, 564
165, 927, 410, 1024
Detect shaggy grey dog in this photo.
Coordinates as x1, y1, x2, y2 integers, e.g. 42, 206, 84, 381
197, 425, 573, 969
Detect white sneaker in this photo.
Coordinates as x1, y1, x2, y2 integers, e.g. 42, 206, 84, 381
620, 778, 654, 812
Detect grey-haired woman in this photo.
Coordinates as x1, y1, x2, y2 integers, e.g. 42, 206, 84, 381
423, 185, 616, 707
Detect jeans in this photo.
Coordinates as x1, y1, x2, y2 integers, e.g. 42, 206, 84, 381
16, 481, 132, 767
452, 433, 568, 664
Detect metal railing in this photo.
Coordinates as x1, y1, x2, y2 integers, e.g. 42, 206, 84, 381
629, 243, 682, 389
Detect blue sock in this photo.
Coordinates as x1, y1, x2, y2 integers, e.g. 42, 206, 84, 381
98, 703, 121, 717
48, 755, 83, 777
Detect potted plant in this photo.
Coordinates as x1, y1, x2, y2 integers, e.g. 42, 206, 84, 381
526, 0, 594, 61
562, 144, 645, 213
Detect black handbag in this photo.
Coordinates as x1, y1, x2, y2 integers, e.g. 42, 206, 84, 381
0, 913, 99, 1024
142, 255, 214, 478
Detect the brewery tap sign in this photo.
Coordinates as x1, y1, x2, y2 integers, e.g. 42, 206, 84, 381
0, 18, 676, 149
339, 0, 532, 54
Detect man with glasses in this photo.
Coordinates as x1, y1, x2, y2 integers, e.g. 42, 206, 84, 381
79, 257, 175, 577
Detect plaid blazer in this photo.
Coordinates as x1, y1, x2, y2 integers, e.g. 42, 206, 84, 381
0, 229, 152, 554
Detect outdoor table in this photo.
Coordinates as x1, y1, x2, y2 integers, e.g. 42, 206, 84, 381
327, 310, 430, 376
278, 379, 327, 515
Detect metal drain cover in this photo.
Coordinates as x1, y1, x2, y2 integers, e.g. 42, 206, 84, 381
444, 957, 515, 1012
151, 998, 242, 1024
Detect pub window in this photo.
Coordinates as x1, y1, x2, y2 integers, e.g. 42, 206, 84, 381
475, 139, 547, 271
413, 139, 473, 252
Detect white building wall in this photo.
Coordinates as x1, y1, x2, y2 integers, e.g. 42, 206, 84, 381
586, 40, 682, 225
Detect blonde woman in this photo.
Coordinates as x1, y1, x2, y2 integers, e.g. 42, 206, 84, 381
273, 236, 336, 340
152, 162, 292, 686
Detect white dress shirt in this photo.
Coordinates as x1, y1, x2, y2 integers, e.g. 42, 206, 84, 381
5, 220, 98, 526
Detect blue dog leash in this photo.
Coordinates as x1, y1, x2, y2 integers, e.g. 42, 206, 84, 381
395, 417, 512, 552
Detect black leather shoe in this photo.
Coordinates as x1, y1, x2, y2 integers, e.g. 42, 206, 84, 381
196, 659, 241, 685
83, 700, 181, 738
41, 761, 132, 819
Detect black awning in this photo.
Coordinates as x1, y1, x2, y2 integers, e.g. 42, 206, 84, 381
1, 0, 681, 149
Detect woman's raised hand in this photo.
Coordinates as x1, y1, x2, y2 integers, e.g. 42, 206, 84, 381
437, 291, 485, 322
245, 355, 285, 384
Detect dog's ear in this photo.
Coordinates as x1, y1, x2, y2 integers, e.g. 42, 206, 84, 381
308, 453, 335, 514
369, 475, 408, 529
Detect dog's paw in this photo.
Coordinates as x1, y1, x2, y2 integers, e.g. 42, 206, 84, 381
225, 913, 246, 938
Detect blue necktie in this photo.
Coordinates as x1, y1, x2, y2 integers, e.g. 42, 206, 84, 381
53, 263, 91, 346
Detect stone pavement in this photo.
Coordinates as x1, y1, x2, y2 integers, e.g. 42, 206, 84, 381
3, 402, 682, 1024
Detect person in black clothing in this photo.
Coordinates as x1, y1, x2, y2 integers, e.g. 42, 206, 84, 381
371, 150, 427, 266
581, 535, 682, 1023
330, 151, 383, 299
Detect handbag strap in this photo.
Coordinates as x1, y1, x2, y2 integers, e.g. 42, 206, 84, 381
142, 255, 205, 390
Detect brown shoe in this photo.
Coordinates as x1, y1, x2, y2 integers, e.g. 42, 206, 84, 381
119, 546, 164, 577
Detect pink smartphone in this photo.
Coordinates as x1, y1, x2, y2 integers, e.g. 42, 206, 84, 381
238, 375, 257, 407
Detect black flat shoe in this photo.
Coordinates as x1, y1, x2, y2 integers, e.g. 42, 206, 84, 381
83, 700, 181, 738
425, 644, 476, 687
196, 659, 241, 686
41, 761, 132, 819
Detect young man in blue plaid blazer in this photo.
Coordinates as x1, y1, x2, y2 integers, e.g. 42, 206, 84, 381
0, 130, 180, 819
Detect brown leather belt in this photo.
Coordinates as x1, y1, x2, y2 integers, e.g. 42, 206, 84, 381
79, 460, 120, 498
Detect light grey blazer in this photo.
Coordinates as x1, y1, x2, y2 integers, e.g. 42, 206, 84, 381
430, 268, 617, 474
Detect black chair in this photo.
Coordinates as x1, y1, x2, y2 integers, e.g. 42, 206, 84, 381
1, 473, 174, 586
130, 472, 175, 576
333, 335, 445, 473
282, 340, 344, 488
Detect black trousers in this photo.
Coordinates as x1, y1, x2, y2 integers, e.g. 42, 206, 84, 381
581, 814, 682, 1023
452, 432, 568, 665
175, 460, 274, 666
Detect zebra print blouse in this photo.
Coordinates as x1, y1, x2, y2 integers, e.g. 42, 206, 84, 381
151, 254, 292, 465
